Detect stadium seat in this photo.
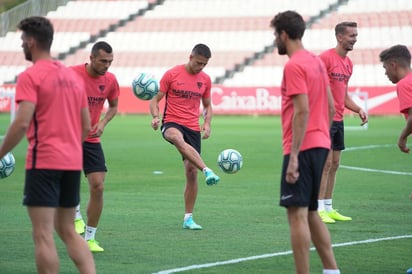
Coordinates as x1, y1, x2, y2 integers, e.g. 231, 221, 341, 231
0, 0, 411, 88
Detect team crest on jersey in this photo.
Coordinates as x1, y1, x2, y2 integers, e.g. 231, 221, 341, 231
99, 85, 105, 93
197, 82, 203, 89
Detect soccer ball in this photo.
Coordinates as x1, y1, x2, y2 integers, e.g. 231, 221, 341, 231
0, 152, 15, 179
131, 72, 159, 100
217, 149, 243, 174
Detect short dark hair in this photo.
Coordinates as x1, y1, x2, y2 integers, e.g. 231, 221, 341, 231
379, 45, 411, 67
91, 41, 113, 56
17, 16, 53, 51
335, 21, 357, 35
270, 10, 306, 40
191, 43, 211, 59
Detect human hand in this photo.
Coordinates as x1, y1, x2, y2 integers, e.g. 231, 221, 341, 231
398, 136, 410, 153
90, 123, 103, 138
202, 124, 211, 139
358, 109, 368, 126
286, 156, 299, 184
151, 117, 160, 130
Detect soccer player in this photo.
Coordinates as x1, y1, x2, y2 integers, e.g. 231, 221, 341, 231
0, 16, 95, 273
270, 11, 340, 274
71, 41, 120, 252
318, 22, 368, 224
379, 44, 412, 200
150, 43, 220, 230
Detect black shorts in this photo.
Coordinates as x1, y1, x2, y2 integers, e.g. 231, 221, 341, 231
83, 142, 107, 175
23, 169, 81, 207
279, 148, 329, 211
161, 122, 201, 158
330, 120, 345, 151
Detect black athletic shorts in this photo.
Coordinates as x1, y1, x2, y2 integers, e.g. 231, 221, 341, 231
279, 148, 329, 211
161, 122, 201, 159
83, 142, 107, 175
23, 169, 81, 207
330, 120, 345, 151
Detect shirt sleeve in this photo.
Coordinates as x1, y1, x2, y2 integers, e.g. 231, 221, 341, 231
397, 82, 412, 114
15, 71, 37, 104
284, 62, 307, 97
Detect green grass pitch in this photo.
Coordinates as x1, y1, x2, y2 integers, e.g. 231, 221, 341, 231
0, 114, 411, 273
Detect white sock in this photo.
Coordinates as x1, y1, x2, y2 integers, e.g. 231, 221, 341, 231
202, 167, 211, 175
84, 226, 97, 241
318, 199, 325, 211
323, 269, 340, 274
75, 205, 82, 220
184, 213, 192, 221
324, 199, 333, 212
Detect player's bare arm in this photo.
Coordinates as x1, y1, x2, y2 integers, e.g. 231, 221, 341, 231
201, 97, 213, 139
0, 101, 34, 159
150, 91, 164, 130
287, 94, 309, 184
344, 91, 368, 125
326, 86, 336, 126
398, 108, 412, 153
81, 107, 92, 141
92, 98, 118, 138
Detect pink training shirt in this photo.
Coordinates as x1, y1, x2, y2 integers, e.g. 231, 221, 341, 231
281, 49, 331, 155
160, 64, 212, 131
71, 64, 120, 143
15, 60, 88, 170
396, 72, 412, 119
319, 48, 353, 121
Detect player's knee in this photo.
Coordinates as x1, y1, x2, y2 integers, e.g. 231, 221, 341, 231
330, 159, 340, 170
32, 228, 53, 246
184, 165, 197, 178
55, 226, 73, 242
90, 182, 104, 194
323, 159, 333, 171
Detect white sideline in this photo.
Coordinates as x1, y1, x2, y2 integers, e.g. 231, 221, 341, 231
153, 235, 412, 274
340, 165, 412, 176
153, 144, 410, 274
342, 144, 412, 175
344, 144, 395, 151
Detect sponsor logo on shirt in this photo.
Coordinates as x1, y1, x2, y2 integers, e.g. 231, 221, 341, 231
88, 96, 106, 106
330, 72, 350, 82
172, 89, 202, 99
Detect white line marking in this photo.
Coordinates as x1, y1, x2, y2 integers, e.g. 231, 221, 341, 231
341, 144, 412, 175
153, 144, 409, 274
345, 126, 368, 131
340, 165, 412, 176
344, 144, 395, 151
152, 235, 412, 274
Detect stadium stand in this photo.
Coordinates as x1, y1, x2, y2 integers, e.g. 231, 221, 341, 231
57, 0, 341, 87
0, 0, 411, 89
0, 0, 338, 86
224, 0, 412, 87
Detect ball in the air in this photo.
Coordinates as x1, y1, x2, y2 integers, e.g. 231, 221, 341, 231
217, 149, 243, 174
132, 72, 159, 100
0, 152, 15, 179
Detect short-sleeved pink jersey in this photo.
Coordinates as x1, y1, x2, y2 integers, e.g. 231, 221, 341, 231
160, 64, 211, 131
281, 50, 331, 155
15, 60, 88, 170
396, 72, 412, 119
71, 64, 120, 143
319, 48, 353, 121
